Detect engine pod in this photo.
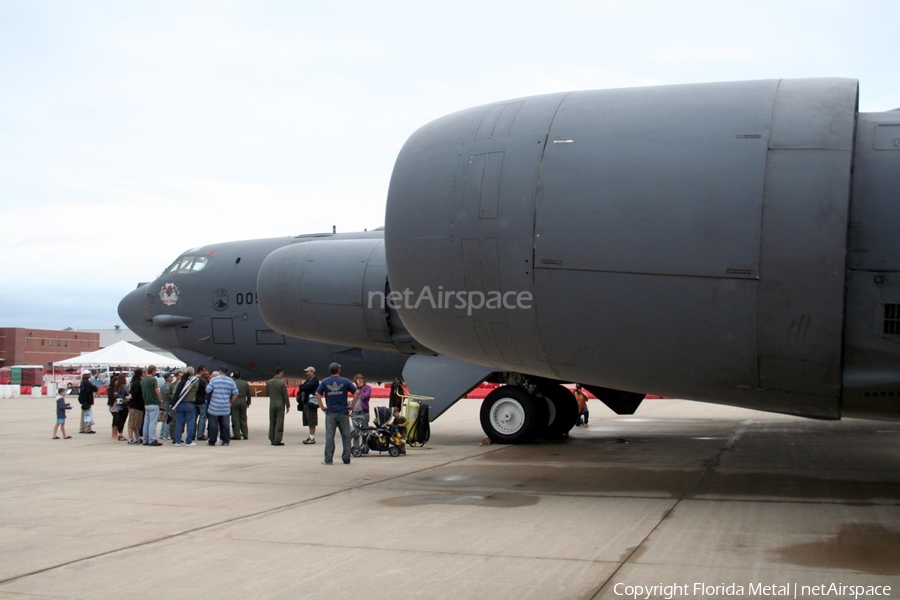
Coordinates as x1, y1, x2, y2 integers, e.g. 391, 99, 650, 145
385, 78, 859, 418
258, 238, 420, 353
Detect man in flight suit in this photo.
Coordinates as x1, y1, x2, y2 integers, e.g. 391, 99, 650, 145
267, 367, 290, 446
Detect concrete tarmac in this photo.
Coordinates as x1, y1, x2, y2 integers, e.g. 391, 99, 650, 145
0, 396, 898, 600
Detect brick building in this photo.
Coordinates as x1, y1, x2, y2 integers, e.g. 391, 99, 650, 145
0, 328, 101, 371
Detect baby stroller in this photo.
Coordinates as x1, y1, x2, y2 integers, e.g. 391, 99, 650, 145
350, 406, 404, 457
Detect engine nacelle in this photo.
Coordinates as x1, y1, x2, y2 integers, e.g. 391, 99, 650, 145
258, 238, 426, 354
385, 78, 900, 419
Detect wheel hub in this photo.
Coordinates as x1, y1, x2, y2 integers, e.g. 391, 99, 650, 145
490, 398, 525, 434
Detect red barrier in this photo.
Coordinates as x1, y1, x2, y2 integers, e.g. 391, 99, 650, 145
252, 381, 667, 401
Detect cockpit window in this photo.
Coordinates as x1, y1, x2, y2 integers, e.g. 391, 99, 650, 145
162, 254, 209, 275
190, 256, 208, 271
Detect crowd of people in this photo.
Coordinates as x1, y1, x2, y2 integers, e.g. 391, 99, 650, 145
55, 362, 403, 464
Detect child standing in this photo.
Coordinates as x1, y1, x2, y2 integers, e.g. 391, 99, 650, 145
574, 384, 589, 426
53, 388, 72, 439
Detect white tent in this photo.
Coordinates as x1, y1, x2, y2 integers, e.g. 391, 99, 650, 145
53, 340, 186, 370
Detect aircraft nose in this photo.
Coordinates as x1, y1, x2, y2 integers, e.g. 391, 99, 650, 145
118, 283, 187, 351
118, 284, 151, 332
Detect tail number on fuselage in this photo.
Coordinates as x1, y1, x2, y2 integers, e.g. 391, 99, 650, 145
235, 291, 257, 306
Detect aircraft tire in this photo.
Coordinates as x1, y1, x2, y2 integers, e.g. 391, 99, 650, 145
540, 384, 579, 438
480, 386, 547, 444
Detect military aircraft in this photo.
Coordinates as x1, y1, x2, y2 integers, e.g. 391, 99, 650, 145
116, 230, 413, 384
255, 78, 900, 444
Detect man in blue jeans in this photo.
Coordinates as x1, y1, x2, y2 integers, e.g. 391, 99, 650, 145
206, 368, 238, 446
140, 365, 163, 446
172, 366, 199, 446
315, 362, 359, 465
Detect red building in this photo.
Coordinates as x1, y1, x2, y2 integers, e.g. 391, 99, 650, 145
0, 328, 101, 371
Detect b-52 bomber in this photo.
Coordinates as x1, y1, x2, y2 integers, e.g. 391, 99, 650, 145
256, 78, 900, 442
124, 78, 900, 445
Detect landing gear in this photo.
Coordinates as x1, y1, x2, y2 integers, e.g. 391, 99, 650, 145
480, 382, 578, 444
479, 386, 549, 444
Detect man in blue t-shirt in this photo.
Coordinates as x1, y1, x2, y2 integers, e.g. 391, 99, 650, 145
315, 362, 359, 465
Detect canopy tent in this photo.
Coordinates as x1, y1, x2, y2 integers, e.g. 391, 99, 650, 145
53, 340, 186, 370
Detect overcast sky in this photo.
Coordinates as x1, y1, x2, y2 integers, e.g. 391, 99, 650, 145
1, 0, 898, 330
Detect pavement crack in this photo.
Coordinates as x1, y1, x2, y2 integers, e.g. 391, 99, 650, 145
589, 417, 756, 599
0, 445, 508, 586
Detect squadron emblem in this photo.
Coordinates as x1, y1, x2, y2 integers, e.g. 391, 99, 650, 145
213, 288, 228, 312
159, 283, 180, 306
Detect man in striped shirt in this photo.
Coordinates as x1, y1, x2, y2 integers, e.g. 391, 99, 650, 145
205, 368, 239, 446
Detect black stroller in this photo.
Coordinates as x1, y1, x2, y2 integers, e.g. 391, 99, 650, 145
350, 406, 405, 457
